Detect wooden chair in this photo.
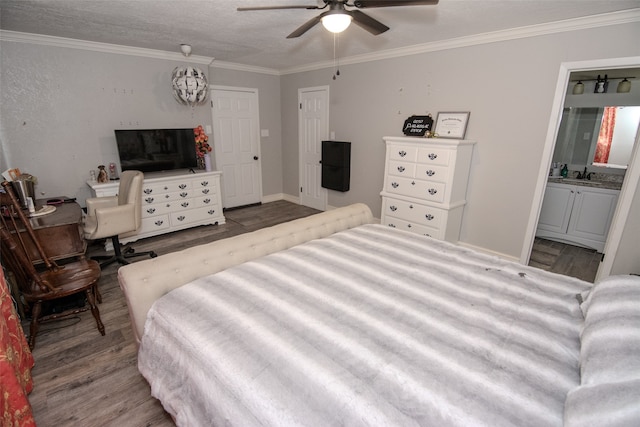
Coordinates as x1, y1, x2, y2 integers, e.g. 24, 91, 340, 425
0, 181, 105, 349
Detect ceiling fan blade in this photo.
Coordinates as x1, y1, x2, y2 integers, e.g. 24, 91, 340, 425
286, 14, 323, 38
348, 10, 389, 35
353, 0, 439, 8
237, 5, 319, 11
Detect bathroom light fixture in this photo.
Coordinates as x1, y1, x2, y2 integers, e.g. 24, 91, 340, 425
617, 78, 632, 93
572, 81, 584, 95
321, 11, 352, 33
171, 44, 209, 107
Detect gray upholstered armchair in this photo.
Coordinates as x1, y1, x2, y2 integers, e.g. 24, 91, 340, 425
83, 170, 156, 267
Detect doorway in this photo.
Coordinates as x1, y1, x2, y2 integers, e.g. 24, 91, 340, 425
298, 86, 329, 211
211, 86, 262, 209
523, 57, 640, 281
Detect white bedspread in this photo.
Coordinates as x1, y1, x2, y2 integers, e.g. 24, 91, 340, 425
139, 224, 591, 426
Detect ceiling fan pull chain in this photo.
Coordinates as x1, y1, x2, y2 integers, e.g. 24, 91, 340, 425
333, 32, 340, 80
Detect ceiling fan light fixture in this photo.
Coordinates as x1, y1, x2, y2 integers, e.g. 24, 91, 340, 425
321, 12, 352, 33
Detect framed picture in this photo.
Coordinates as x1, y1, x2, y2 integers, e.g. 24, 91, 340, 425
434, 112, 470, 139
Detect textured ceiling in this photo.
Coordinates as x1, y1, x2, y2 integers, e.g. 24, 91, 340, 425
1, 0, 639, 71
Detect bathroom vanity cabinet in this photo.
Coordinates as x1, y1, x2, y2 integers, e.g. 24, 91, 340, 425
536, 182, 619, 252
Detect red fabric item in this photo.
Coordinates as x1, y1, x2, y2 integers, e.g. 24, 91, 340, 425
594, 106, 617, 164
0, 268, 35, 427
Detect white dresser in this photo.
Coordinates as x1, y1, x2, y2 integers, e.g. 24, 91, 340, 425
87, 170, 225, 244
380, 136, 475, 242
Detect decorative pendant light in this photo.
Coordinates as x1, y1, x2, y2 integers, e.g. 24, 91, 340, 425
617, 78, 632, 93
171, 44, 209, 107
572, 80, 584, 95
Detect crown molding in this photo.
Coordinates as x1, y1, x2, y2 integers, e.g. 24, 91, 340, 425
280, 8, 640, 75
2, 8, 638, 75
0, 30, 214, 65
211, 60, 280, 76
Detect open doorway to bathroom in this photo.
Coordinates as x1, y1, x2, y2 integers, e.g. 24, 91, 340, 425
523, 58, 640, 283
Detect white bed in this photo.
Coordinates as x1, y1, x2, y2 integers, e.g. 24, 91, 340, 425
134, 220, 640, 426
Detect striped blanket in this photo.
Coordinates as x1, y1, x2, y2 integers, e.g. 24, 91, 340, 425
139, 224, 591, 426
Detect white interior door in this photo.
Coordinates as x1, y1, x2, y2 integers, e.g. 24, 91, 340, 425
211, 86, 262, 209
298, 86, 329, 211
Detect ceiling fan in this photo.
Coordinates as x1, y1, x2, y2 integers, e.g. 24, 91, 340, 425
237, 0, 439, 39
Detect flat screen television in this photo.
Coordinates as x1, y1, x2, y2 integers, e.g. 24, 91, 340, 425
114, 128, 198, 173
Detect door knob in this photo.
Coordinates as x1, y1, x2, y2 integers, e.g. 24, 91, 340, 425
253, 156, 259, 160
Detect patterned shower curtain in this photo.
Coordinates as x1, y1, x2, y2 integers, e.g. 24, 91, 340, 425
594, 106, 617, 164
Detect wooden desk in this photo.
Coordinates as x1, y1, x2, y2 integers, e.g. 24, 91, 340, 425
20, 199, 86, 264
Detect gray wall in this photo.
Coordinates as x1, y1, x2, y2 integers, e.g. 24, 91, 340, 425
280, 22, 640, 259
0, 43, 282, 206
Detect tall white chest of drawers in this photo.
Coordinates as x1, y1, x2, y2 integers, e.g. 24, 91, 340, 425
87, 170, 225, 244
380, 136, 475, 242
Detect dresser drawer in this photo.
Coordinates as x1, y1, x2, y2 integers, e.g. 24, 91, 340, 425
388, 145, 418, 162
170, 207, 220, 226
142, 190, 193, 205
383, 198, 444, 229
142, 180, 192, 195
382, 216, 442, 239
194, 194, 220, 209
385, 177, 446, 203
388, 160, 416, 178
140, 214, 171, 233
414, 164, 449, 184
141, 202, 175, 217
417, 147, 450, 166
192, 177, 217, 191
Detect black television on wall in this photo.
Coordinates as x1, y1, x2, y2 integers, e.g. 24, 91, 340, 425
114, 128, 198, 173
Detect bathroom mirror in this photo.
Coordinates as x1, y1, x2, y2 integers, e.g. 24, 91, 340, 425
552, 105, 640, 169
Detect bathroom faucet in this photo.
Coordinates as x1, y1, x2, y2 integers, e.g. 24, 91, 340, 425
575, 167, 591, 180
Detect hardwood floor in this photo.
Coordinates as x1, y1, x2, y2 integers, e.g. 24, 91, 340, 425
23, 201, 598, 425
24, 200, 320, 427
528, 237, 601, 283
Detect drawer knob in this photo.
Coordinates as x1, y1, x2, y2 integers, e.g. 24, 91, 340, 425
411, 181, 416, 186
179, 184, 187, 189
202, 188, 210, 194
177, 215, 186, 221
165, 194, 170, 199
145, 197, 154, 203
164, 186, 168, 190
426, 170, 435, 176
146, 208, 156, 214
391, 182, 399, 188
407, 224, 412, 228
397, 166, 405, 172
180, 192, 188, 198
154, 220, 164, 226
201, 181, 209, 186
428, 153, 437, 160
409, 204, 413, 209
388, 223, 396, 228
425, 214, 434, 220
428, 188, 437, 195
398, 150, 407, 157
207, 209, 216, 215
144, 188, 153, 194
389, 205, 397, 212
181, 202, 189, 208
203, 198, 211, 204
